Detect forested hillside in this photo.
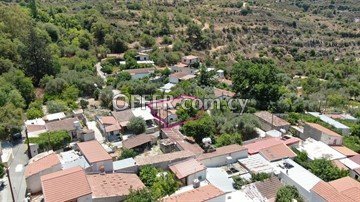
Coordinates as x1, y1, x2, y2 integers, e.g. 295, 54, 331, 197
0, 0, 359, 140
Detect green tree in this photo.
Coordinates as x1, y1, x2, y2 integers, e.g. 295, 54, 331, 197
21, 26, 59, 86
197, 65, 215, 86
125, 188, 154, 202
233, 176, 249, 190
27, 130, 71, 151
99, 87, 114, 109
62, 86, 80, 101
29, 0, 38, 19
0, 163, 5, 178
115, 71, 132, 84
80, 99, 89, 109
215, 133, 242, 147
181, 114, 216, 144
251, 172, 271, 182
140, 34, 156, 47
139, 165, 159, 187
276, 186, 304, 202
151, 172, 179, 199
0, 103, 23, 140
308, 158, 349, 182
127, 117, 146, 135
119, 148, 138, 160
26, 107, 44, 119
2, 69, 35, 105
232, 60, 282, 110
46, 100, 68, 113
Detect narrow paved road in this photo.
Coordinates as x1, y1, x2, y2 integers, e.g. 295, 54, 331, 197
95, 62, 107, 83
0, 140, 29, 202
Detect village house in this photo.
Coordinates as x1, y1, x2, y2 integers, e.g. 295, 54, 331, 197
213, 87, 235, 99
86, 172, 145, 202
161, 127, 204, 155
45, 117, 81, 139
272, 159, 322, 201
123, 67, 155, 80
331, 145, 358, 157
255, 111, 291, 132
302, 122, 343, 146
163, 184, 226, 202
122, 133, 157, 152
25, 152, 62, 194
135, 52, 150, 61
196, 144, 248, 167
58, 150, 90, 170
76, 140, 114, 172
258, 143, 297, 162
113, 157, 138, 173
43, 112, 66, 122
311, 176, 360, 202
169, 158, 206, 185
25, 118, 47, 138
41, 166, 92, 202
239, 153, 275, 174
307, 112, 351, 135
181, 55, 199, 65
243, 136, 301, 155
96, 116, 121, 141
135, 150, 196, 170
169, 71, 196, 84
296, 138, 346, 160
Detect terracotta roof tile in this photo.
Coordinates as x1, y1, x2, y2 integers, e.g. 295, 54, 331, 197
163, 184, 224, 202
255, 111, 290, 127
259, 143, 297, 162
197, 144, 247, 161
77, 140, 112, 163
86, 173, 145, 198
306, 122, 342, 137
124, 67, 155, 75
243, 137, 301, 155
329, 176, 360, 192
41, 167, 92, 202
25, 153, 60, 177
111, 109, 135, 126
311, 181, 354, 202
169, 158, 206, 179
332, 160, 349, 170
331, 146, 358, 157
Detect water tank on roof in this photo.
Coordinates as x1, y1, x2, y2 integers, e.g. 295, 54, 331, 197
202, 137, 212, 146
193, 179, 200, 188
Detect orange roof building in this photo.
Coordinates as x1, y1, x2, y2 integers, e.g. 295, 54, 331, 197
41, 167, 92, 202
86, 173, 145, 201
163, 184, 224, 202
255, 111, 290, 132
303, 122, 343, 146
77, 140, 113, 172
197, 144, 248, 167
135, 150, 196, 169
331, 146, 358, 157
25, 152, 62, 194
259, 143, 297, 162
311, 181, 354, 202
169, 158, 206, 185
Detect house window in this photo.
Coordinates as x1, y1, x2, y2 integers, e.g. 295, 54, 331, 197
355, 175, 359, 180
198, 176, 202, 180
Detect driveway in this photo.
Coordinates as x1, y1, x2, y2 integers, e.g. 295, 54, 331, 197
86, 121, 105, 143
95, 62, 107, 83
0, 140, 29, 202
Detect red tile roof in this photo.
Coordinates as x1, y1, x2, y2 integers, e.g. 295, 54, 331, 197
26, 124, 46, 133
243, 137, 301, 155
163, 184, 224, 202
197, 144, 247, 161
259, 143, 297, 162
331, 146, 358, 157
25, 153, 60, 177
169, 158, 206, 179
306, 122, 342, 137
122, 134, 154, 149
41, 167, 92, 202
329, 177, 360, 202
86, 173, 145, 198
311, 181, 354, 202
255, 111, 290, 127
77, 140, 112, 163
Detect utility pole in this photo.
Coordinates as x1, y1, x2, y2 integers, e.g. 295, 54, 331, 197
6, 167, 15, 202
25, 128, 32, 159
